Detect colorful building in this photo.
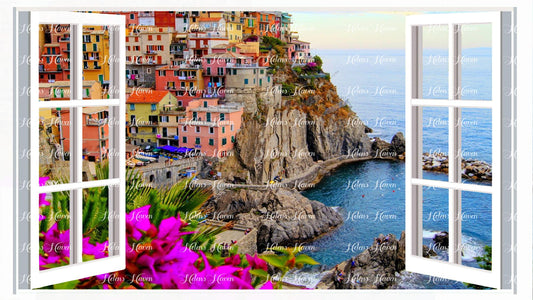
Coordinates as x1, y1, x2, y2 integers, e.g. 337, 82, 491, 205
82, 27, 110, 84
225, 64, 272, 89
154, 11, 176, 28
178, 98, 243, 157
187, 32, 229, 57
126, 90, 178, 146
157, 106, 184, 147
155, 64, 204, 106
201, 51, 254, 97
126, 26, 174, 87
226, 20, 243, 42
49, 106, 110, 164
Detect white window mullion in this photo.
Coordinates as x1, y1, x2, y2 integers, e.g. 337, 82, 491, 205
448, 23, 462, 265
405, 24, 424, 259
71, 23, 84, 265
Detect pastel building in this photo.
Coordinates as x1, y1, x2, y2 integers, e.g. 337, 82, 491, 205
201, 51, 254, 97
157, 106, 184, 147
293, 39, 312, 61
187, 32, 229, 58
53, 106, 110, 163
225, 64, 272, 89
155, 64, 204, 107
126, 90, 178, 146
178, 98, 243, 157
126, 26, 174, 88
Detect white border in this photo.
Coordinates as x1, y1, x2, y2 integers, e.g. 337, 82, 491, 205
3, 1, 531, 300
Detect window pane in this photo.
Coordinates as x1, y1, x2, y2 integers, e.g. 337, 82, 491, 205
459, 24, 492, 101
82, 187, 110, 261
422, 107, 449, 182
38, 24, 71, 101
422, 25, 449, 100
460, 191, 492, 268
422, 186, 449, 262
82, 25, 111, 98
460, 108, 492, 185
39, 189, 71, 270
82, 106, 114, 181
39, 107, 71, 184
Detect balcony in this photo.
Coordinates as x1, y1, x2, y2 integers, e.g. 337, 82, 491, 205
60, 37, 70, 42
138, 12, 154, 17
84, 65, 102, 70
165, 86, 177, 91
86, 118, 107, 126
178, 76, 197, 80
226, 63, 259, 68
144, 50, 158, 55
170, 50, 184, 56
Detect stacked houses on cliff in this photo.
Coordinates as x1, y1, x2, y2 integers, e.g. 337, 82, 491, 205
38, 11, 311, 159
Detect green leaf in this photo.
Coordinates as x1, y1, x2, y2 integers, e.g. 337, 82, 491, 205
294, 254, 319, 266
53, 280, 79, 289
260, 254, 288, 270
249, 269, 269, 278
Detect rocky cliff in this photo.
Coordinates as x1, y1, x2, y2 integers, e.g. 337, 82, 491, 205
203, 188, 344, 252
226, 76, 373, 184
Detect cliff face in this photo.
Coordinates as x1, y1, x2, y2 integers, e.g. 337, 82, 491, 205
204, 188, 343, 253
229, 77, 372, 184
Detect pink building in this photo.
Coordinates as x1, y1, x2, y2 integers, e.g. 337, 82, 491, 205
178, 98, 243, 158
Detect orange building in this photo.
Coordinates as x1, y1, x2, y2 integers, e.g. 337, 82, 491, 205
58, 106, 110, 162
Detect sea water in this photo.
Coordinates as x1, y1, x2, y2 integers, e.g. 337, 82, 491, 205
284, 49, 493, 289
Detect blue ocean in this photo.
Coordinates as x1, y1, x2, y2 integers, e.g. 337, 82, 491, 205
282, 49, 493, 289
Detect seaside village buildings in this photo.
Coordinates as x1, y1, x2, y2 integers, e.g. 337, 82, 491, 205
38, 11, 312, 180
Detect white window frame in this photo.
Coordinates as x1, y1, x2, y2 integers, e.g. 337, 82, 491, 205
405, 12, 513, 289
28, 12, 126, 289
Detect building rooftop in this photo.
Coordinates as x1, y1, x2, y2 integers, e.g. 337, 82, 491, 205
83, 106, 108, 115
39, 80, 99, 88
126, 90, 170, 104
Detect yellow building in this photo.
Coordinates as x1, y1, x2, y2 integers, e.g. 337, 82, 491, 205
126, 90, 178, 146
82, 27, 110, 84
226, 21, 243, 43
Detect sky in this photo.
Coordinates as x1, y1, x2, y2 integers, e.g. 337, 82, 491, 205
290, 12, 492, 50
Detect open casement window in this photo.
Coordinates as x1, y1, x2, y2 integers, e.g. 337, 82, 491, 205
405, 12, 514, 289
29, 12, 126, 288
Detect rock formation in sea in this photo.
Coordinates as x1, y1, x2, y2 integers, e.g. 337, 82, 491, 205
203, 188, 343, 252
316, 231, 437, 289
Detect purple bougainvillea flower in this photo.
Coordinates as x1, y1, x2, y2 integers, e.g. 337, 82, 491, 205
136, 238, 199, 289
260, 281, 274, 289
224, 254, 241, 267
82, 237, 109, 259
126, 205, 152, 240
245, 254, 268, 272
40, 223, 69, 269
185, 252, 252, 289
156, 215, 194, 241
39, 214, 46, 221
39, 177, 50, 206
